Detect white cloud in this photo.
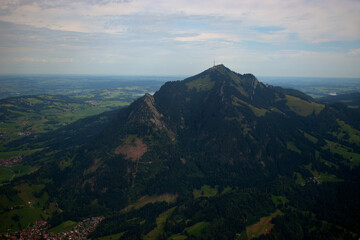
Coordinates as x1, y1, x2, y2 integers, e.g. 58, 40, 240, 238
12, 57, 74, 63
348, 48, 360, 56
0, 0, 359, 43
50, 58, 74, 63
175, 33, 239, 42
13, 57, 48, 63
0, 0, 359, 76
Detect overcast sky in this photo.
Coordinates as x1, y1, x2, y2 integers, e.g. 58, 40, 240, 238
0, 0, 359, 77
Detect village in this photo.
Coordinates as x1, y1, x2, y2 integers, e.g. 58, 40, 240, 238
0, 216, 104, 240
0, 155, 22, 167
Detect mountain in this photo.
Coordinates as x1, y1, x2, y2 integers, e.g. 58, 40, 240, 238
1, 65, 360, 239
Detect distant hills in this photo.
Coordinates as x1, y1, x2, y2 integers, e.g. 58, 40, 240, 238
260, 76, 360, 98
318, 92, 360, 109
0, 75, 169, 99
1, 65, 360, 239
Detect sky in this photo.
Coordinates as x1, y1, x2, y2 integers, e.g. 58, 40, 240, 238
0, 0, 359, 77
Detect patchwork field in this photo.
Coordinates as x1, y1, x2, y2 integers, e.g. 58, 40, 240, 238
122, 194, 177, 212
323, 140, 360, 167
245, 210, 283, 239
0, 183, 58, 232
285, 95, 324, 116
96, 232, 125, 240
144, 207, 177, 240
193, 185, 218, 199
48, 220, 77, 233
184, 221, 211, 238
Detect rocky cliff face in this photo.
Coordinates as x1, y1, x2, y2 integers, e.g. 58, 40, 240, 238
127, 93, 166, 130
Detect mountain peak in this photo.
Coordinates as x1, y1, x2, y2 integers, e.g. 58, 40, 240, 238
144, 92, 153, 98
207, 64, 231, 74
184, 64, 233, 83
127, 92, 166, 130
212, 63, 226, 69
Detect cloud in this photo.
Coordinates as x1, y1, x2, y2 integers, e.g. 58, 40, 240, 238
50, 58, 74, 63
175, 33, 239, 42
0, 0, 359, 43
348, 48, 360, 56
12, 57, 74, 63
0, 0, 359, 76
13, 57, 48, 63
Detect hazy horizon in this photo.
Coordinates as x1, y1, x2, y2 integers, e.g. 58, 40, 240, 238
1, 72, 360, 80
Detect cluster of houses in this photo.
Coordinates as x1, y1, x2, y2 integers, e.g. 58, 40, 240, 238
17, 131, 32, 136
300, 176, 321, 186
85, 100, 98, 106
0, 216, 104, 240
307, 176, 320, 184
0, 155, 22, 167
